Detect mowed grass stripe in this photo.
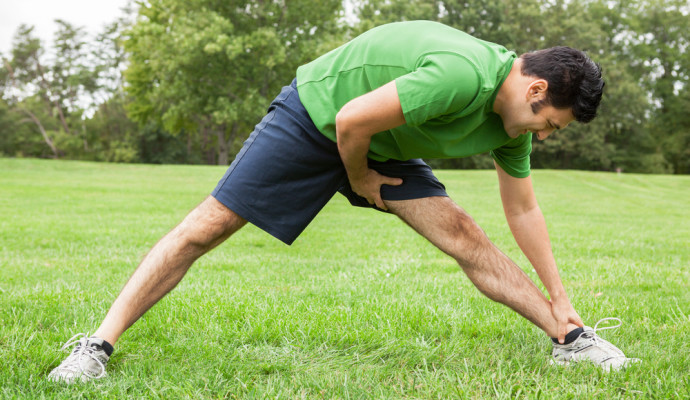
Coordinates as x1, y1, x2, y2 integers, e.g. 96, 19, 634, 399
0, 158, 688, 399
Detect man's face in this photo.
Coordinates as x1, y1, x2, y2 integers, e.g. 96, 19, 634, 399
504, 101, 575, 140
499, 77, 576, 140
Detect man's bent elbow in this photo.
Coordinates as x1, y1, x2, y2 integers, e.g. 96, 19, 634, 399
335, 107, 357, 142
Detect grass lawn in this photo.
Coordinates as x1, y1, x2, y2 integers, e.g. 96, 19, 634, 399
0, 158, 688, 399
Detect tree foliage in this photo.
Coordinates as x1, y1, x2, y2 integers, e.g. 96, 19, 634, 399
0, 0, 687, 173
124, 0, 343, 165
1, 16, 135, 161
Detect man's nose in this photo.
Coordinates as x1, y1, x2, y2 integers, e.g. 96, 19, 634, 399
536, 128, 555, 140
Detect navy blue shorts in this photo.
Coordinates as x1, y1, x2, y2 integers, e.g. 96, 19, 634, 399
211, 79, 448, 245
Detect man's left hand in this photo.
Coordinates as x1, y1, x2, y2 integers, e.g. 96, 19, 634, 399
550, 297, 584, 343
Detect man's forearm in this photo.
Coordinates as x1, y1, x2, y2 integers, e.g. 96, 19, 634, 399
335, 124, 371, 181
496, 165, 583, 337
505, 205, 568, 300
334, 80, 405, 181
332, 81, 405, 209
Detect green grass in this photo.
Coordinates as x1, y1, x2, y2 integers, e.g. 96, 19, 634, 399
0, 158, 688, 399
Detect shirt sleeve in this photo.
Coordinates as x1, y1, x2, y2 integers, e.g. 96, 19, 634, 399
395, 53, 481, 127
490, 133, 532, 178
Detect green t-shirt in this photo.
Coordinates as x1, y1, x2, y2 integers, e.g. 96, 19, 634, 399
296, 20, 532, 178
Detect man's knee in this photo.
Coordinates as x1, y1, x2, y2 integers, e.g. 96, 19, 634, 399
442, 210, 489, 260
389, 197, 489, 262
176, 196, 246, 249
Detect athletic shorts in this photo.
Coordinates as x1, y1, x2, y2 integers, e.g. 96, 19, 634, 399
211, 79, 448, 245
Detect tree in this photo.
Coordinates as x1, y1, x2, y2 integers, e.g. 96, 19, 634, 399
1, 22, 100, 158
1, 26, 62, 157
125, 0, 344, 165
0, 97, 47, 157
81, 11, 143, 163
627, 0, 689, 173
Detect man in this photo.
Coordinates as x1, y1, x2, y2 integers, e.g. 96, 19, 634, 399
48, 20, 638, 383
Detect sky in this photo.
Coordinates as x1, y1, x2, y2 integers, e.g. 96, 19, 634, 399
0, 0, 131, 56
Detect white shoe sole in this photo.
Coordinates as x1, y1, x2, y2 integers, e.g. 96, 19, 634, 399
550, 357, 641, 371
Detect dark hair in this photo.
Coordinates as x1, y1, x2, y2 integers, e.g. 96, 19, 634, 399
520, 46, 604, 123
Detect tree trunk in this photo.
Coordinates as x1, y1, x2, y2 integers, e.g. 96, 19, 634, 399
200, 124, 215, 165
187, 132, 193, 157
225, 123, 241, 165
21, 108, 59, 158
34, 58, 73, 136
216, 126, 229, 166
4, 59, 60, 158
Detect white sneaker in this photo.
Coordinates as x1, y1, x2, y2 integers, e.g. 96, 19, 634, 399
48, 333, 110, 383
551, 318, 641, 371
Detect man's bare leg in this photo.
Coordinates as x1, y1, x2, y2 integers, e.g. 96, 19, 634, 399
93, 196, 247, 345
386, 196, 576, 338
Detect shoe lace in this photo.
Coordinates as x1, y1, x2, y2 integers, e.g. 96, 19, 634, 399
592, 317, 622, 333
581, 317, 625, 358
60, 333, 107, 379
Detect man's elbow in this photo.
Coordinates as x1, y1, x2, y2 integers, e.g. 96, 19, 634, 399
504, 201, 540, 219
335, 106, 363, 143
335, 109, 349, 138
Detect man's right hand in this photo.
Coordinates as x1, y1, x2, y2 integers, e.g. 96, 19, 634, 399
349, 169, 403, 210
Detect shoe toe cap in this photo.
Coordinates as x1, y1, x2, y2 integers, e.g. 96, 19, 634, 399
602, 357, 641, 371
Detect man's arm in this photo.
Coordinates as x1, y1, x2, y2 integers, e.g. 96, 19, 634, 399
335, 81, 405, 210
495, 162, 584, 342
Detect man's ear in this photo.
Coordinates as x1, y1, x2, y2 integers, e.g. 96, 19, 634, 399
526, 79, 548, 101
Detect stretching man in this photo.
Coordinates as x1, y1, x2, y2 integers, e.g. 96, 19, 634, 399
49, 20, 638, 382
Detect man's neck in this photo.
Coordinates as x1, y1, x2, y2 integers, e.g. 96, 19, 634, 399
493, 58, 523, 116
